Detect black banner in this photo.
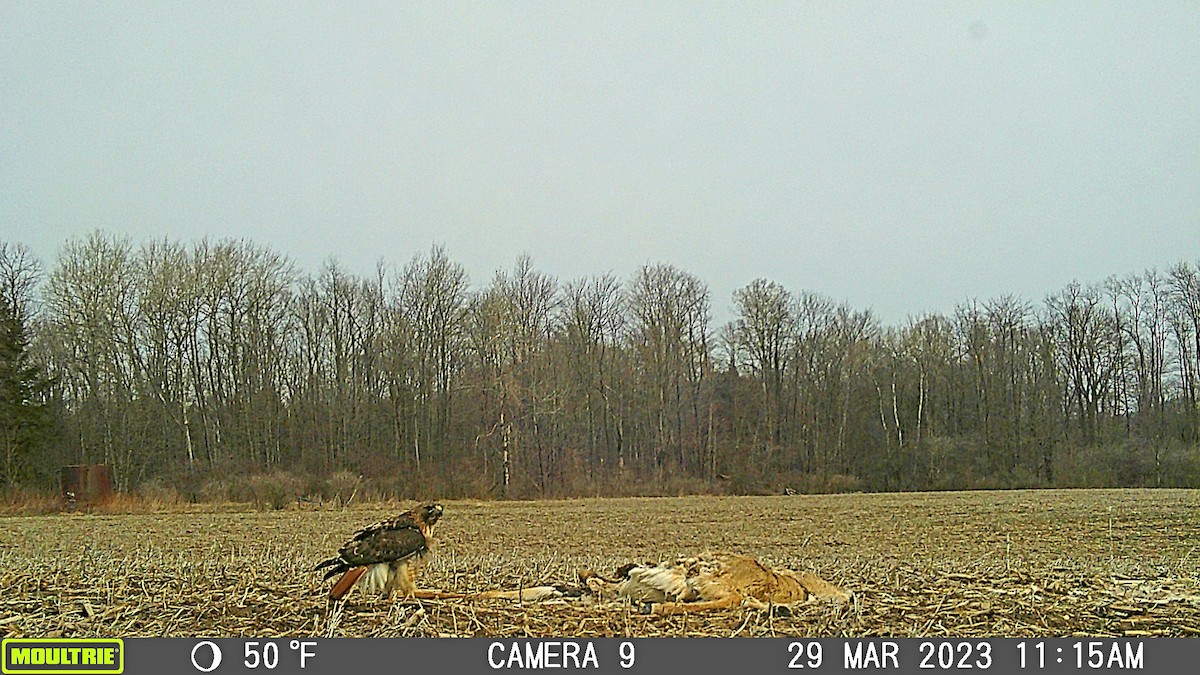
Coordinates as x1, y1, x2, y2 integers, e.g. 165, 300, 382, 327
51, 638, 1192, 675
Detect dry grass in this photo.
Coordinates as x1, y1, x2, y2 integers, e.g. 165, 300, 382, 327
1, 489, 1197, 638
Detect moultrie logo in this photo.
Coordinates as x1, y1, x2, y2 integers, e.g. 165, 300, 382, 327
1, 639, 123, 675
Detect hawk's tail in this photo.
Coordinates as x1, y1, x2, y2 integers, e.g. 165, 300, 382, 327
316, 556, 352, 583
329, 567, 367, 600
314, 556, 344, 573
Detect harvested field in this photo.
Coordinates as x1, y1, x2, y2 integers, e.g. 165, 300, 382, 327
1, 489, 1197, 638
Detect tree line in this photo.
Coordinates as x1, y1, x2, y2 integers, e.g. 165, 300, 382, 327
1, 233, 1197, 500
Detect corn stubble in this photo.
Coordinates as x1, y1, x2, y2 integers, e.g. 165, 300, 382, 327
1, 490, 1196, 637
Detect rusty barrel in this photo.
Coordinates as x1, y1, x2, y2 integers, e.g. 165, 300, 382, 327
60, 464, 113, 504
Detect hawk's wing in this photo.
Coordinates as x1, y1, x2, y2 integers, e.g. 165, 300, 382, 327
347, 514, 417, 542
337, 524, 428, 567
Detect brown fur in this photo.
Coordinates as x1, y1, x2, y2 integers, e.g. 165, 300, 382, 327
691, 553, 811, 604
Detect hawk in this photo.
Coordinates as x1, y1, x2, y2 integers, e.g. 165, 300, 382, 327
315, 503, 443, 600
581, 551, 852, 614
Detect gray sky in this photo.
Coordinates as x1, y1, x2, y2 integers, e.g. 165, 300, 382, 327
2, 1, 1196, 325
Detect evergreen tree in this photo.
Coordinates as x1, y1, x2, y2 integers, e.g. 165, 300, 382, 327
0, 291, 51, 488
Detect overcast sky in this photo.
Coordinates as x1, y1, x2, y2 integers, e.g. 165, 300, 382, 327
1, 1, 1196, 325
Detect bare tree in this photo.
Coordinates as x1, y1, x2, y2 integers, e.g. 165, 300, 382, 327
1167, 261, 1200, 443
0, 243, 42, 324
43, 231, 142, 487
290, 260, 387, 471
464, 255, 563, 495
627, 264, 711, 476
1045, 282, 1121, 445
732, 279, 794, 459
784, 292, 838, 475
137, 239, 202, 470
559, 274, 626, 479
397, 246, 468, 476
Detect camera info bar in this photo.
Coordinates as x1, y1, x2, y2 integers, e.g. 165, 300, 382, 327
5, 637, 1189, 675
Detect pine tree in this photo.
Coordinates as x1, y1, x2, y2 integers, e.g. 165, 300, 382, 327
0, 291, 51, 488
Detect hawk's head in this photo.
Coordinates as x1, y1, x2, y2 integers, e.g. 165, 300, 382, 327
411, 503, 444, 532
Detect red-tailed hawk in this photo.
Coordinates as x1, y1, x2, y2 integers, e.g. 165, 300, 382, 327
582, 551, 852, 614
315, 503, 443, 600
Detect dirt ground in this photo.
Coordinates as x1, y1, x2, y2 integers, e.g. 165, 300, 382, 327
1, 489, 1196, 637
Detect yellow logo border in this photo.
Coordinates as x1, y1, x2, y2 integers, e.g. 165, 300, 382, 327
1, 639, 124, 675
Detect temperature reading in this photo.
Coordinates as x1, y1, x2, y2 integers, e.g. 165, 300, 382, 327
243, 641, 317, 669
244, 642, 278, 669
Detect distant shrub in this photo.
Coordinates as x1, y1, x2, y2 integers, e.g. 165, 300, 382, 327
196, 470, 305, 509
0, 487, 62, 515
198, 477, 233, 503
326, 470, 365, 505
774, 472, 863, 495
135, 478, 185, 507
1160, 444, 1200, 487
247, 471, 305, 510
822, 473, 864, 493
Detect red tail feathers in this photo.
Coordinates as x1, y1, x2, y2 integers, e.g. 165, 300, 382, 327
330, 566, 367, 600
